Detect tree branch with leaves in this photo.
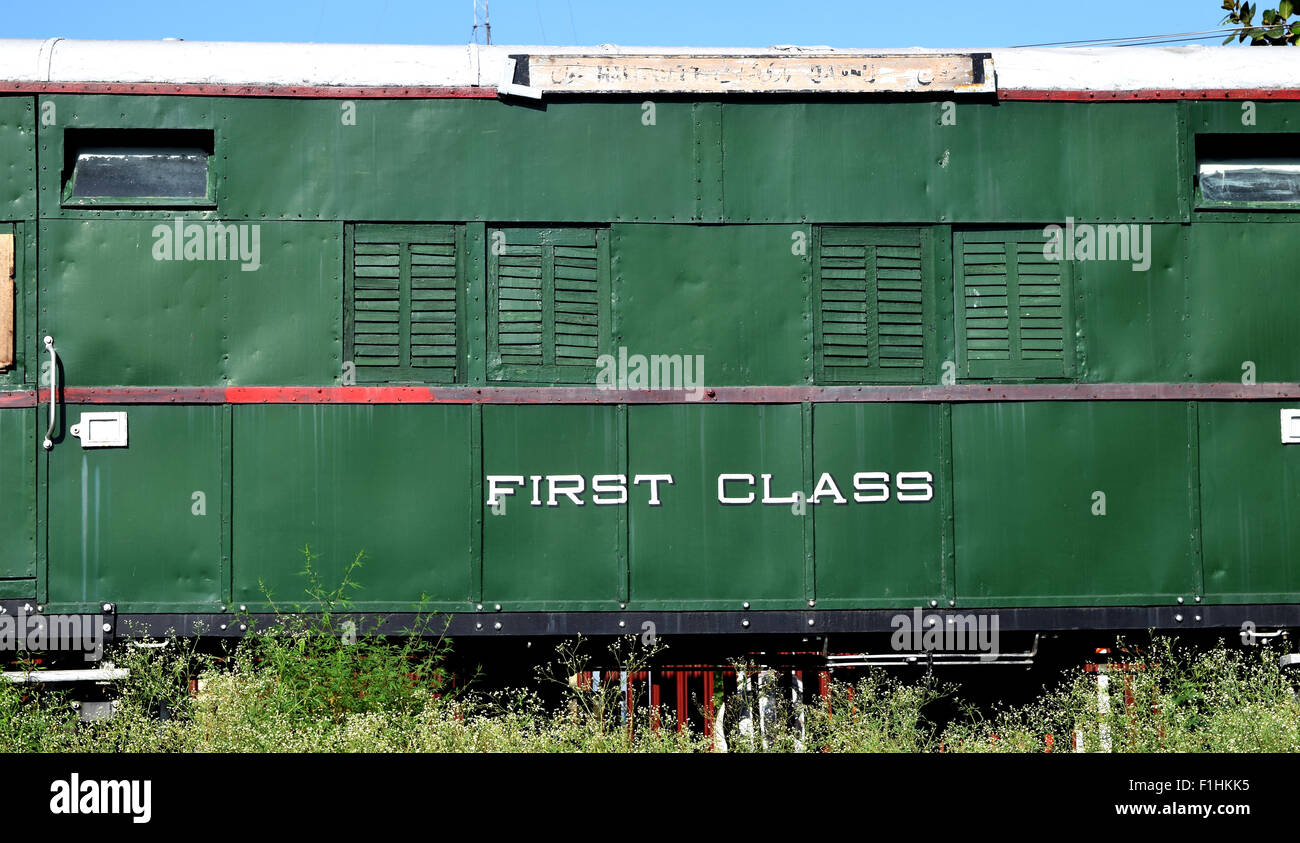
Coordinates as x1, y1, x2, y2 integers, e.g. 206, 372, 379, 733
1222, 1, 1300, 44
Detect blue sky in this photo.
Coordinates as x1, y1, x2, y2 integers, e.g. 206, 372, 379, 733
1, 1, 1239, 48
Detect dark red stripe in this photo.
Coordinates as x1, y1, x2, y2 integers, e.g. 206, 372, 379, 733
2, 383, 1299, 407
1002, 88, 1300, 101
0, 81, 496, 99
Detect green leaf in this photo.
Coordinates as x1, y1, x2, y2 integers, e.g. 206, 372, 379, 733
1280, 0, 1294, 18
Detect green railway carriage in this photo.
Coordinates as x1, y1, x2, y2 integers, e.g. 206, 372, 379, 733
1, 39, 1299, 660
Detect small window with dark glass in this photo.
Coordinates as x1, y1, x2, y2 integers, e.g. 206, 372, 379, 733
62, 129, 215, 207
1196, 133, 1300, 208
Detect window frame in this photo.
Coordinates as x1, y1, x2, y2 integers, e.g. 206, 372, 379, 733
60, 129, 218, 210
1192, 133, 1300, 212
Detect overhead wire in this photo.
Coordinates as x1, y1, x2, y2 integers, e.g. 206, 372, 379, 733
1013, 25, 1273, 48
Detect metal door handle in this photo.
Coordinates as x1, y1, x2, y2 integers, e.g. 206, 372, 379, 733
42, 335, 57, 450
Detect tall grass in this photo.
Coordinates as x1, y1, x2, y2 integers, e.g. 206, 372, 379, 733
2, 555, 1296, 752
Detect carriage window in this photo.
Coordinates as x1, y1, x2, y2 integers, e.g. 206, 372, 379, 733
1195, 134, 1300, 208
62, 129, 214, 207
1198, 159, 1300, 204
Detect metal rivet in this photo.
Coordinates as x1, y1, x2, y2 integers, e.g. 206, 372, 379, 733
220, 624, 227, 630
494, 604, 502, 612
1177, 597, 1184, 605
1194, 596, 1201, 603
743, 602, 750, 610
620, 603, 626, 609
102, 623, 111, 633
1195, 615, 1202, 622
493, 622, 502, 630
101, 603, 112, 612
742, 619, 750, 628
35, 605, 42, 613
239, 624, 247, 631
808, 600, 815, 608
807, 618, 815, 626
618, 620, 626, 628
929, 600, 938, 608
948, 600, 956, 607
1175, 614, 1183, 622
239, 605, 247, 612
475, 623, 482, 630
220, 605, 227, 612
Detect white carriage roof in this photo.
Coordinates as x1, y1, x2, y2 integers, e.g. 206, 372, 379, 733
0, 38, 1296, 94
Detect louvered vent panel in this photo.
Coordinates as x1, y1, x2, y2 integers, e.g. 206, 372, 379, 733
348, 225, 460, 383
496, 244, 545, 366
351, 241, 402, 367
958, 231, 1071, 379
553, 242, 601, 366
961, 241, 1011, 363
488, 228, 607, 383
875, 244, 925, 369
408, 239, 459, 377
816, 228, 928, 383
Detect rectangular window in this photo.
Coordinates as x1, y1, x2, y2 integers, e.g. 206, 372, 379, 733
345, 224, 462, 384
814, 226, 929, 383
62, 129, 215, 208
1195, 134, 1300, 208
955, 229, 1074, 380
487, 227, 609, 383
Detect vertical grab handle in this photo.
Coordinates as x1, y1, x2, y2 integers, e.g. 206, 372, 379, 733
42, 335, 57, 450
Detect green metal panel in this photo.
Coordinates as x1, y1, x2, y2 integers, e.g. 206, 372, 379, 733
232, 405, 474, 610
0, 407, 35, 580
1186, 223, 1300, 383
39, 219, 340, 386
955, 229, 1075, 380
45, 404, 223, 612
613, 224, 810, 386
1199, 401, 1300, 602
628, 404, 804, 608
0, 96, 35, 219
722, 101, 1183, 223
38, 96, 700, 223
482, 404, 622, 608
952, 402, 1199, 606
1075, 223, 1188, 384
812, 403, 948, 607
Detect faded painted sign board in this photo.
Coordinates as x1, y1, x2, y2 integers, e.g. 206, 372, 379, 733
514, 53, 995, 95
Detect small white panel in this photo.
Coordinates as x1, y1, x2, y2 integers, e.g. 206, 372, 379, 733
1281, 409, 1300, 444
69, 411, 128, 448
